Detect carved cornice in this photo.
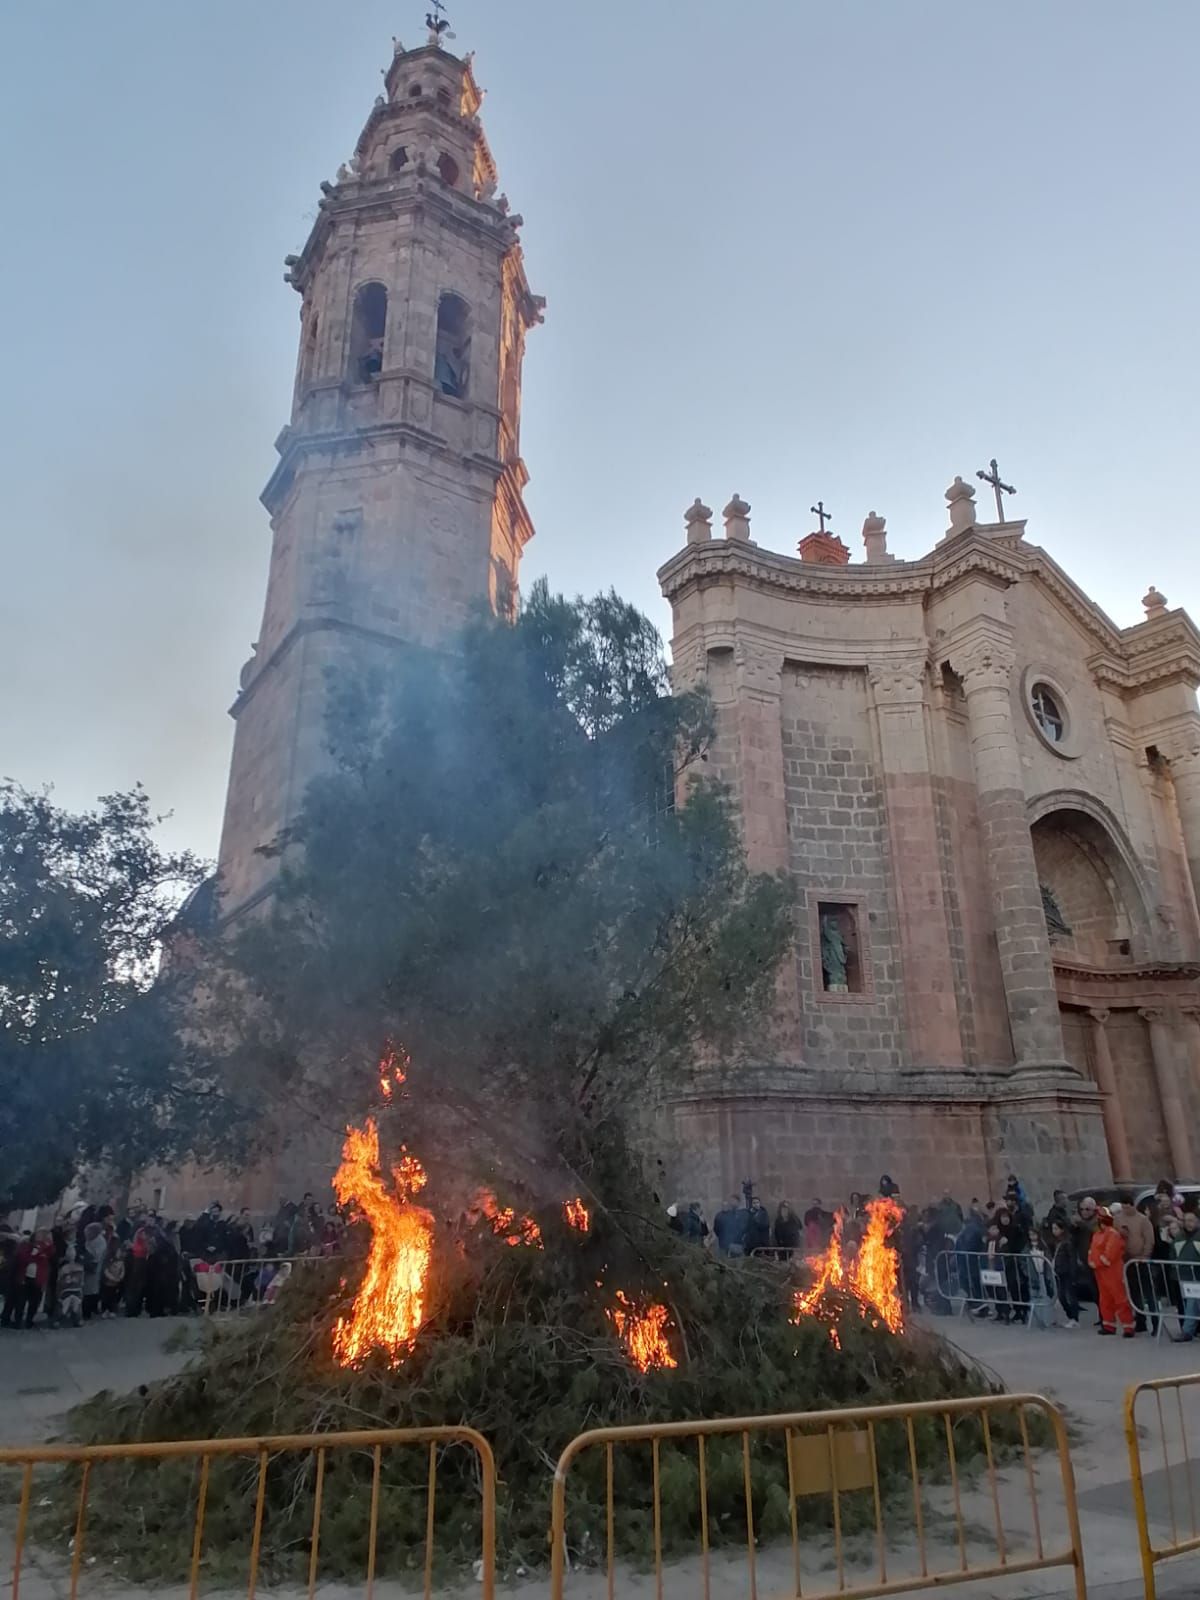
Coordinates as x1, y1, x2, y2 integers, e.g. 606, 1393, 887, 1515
1089, 612, 1200, 694
1052, 959, 1200, 984
658, 540, 933, 603
658, 532, 1028, 608
287, 177, 515, 297
1017, 544, 1124, 651
262, 407, 505, 515
659, 531, 1200, 699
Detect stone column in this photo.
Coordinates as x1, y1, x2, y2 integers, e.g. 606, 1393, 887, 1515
1169, 746, 1200, 920
956, 641, 1067, 1069
1141, 1008, 1195, 1178
1185, 1008, 1200, 1087
1087, 1009, 1133, 1181
869, 657, 962, 1067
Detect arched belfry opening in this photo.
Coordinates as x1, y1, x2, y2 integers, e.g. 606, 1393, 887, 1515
435, 293, 470, 398
348, 282, 387, 383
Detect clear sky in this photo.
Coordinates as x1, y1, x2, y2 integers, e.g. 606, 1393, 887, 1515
1, 1, 1197, 860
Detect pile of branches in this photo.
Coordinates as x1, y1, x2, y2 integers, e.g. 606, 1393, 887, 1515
45, 1196, 1004, 1587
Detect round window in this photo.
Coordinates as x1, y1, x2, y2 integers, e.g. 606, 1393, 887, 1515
1031, 683, 1065, 743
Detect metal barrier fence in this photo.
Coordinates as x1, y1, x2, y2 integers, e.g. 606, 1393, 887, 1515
0, 1425, 495, 1599
933, 1250, 1057, 1328
1125, 1373, 1200, 1599
1122, 1256, 1200, 1341
193, 1255, 322, 1316
549, 1392, 1085, 1600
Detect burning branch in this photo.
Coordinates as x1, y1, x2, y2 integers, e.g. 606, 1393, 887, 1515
607, 1290, 677, 1372
331, 1116, 434, 1368
792, 1197, 905, 1340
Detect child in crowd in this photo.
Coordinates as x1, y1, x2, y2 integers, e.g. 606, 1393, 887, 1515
56, 1248, 85, 1327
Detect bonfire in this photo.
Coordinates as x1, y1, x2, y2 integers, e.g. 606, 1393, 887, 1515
329, 1053, 909, 1376
55, 1052, 996, 1585
793, 1198, 906, 1345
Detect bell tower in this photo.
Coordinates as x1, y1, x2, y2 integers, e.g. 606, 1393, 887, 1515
216, 29, 543, 916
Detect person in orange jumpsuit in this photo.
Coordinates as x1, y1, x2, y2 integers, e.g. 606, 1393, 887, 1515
1088, 1206, 1136, 1336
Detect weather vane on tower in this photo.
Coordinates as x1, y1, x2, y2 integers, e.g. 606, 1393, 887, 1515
425, 0, 455, 46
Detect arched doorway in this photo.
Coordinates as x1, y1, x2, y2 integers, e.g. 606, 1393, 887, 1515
1031, 801, 1199, 1181
1030, 804, 1151, 967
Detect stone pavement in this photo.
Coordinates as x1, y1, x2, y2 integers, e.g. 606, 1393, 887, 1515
921, 1308, 1200, 1596
1, 1315, 189, 1445
3, 1310, 1200, 1595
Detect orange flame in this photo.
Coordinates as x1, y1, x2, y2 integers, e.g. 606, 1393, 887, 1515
563, 1196, 590, 1232
853, 1197, 905, 1332
793, 1208, 847, 1318
332, 1116, 433, 1368
607, 1290, 677, 1372
792, 1197, 905, 1339
474, 1189, 543, 1248
377, 1042, 409, 1101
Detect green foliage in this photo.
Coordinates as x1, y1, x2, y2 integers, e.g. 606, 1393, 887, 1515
0, 784, 241, 1209
53, 1191, 1001, 1587
220, 581, 793, 1184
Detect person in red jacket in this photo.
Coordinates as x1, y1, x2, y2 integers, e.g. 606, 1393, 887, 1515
1088, 1206, 1136, 1337
2, 1230, 53, 1328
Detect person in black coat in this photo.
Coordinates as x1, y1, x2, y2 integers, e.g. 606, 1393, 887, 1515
773, 1202, 801, 1253
995, 1206, 1031, 1323
746, 1202, 771, 1255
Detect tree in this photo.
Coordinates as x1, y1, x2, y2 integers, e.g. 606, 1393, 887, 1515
225, 582, 794, 1195
0, 784, 241, 1210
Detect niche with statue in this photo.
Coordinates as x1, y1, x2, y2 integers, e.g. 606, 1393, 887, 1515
817, 901, 864, 995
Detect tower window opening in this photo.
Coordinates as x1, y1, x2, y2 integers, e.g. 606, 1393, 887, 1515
389, 145, 408, 173
435, 292, 470, 398
436, 86, 451, 108
409, 82, 423, 97
436, 152, 460, 188
348, 281, 387, 383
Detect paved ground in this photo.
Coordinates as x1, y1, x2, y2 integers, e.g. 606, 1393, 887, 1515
3, 1307, 1200, 1595
1, 1314, 192, 1445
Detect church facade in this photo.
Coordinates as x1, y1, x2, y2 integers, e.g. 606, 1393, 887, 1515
659, 493, 1200, 1202
212, 30, 1200, 1209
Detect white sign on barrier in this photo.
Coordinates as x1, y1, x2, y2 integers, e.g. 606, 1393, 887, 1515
1182, 1281, 1200, 1301
980, 1268, 1005, 1287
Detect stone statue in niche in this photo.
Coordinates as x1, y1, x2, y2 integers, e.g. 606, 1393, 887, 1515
820, 912, 849, 992
435, 325, 469, 397
1040, 883, 1073, 941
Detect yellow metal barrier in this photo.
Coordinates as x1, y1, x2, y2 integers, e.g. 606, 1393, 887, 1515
1125, 1372, 1200, 1599
1, 1425, 495, 1599
550, 1393, 1085, 1600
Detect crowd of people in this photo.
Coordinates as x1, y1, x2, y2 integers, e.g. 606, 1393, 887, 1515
0, 1194, 343, 1331
668, 1173, 1200, 1339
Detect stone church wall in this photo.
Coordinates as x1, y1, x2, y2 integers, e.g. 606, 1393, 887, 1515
780, 664, 904, 1071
